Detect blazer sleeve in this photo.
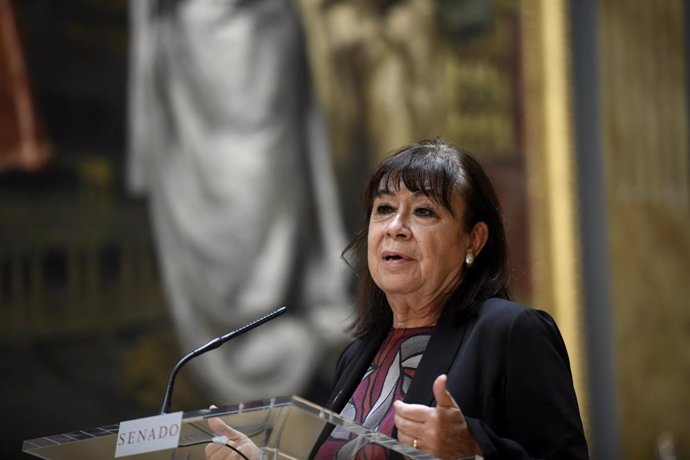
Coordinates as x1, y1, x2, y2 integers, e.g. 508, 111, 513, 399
466, 309, 589, 460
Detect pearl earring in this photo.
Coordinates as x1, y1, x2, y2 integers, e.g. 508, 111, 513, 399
465, 253, 475, 267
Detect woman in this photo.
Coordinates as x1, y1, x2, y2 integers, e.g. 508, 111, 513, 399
206, 139, 589, 459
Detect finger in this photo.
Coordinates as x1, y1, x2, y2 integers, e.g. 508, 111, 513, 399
433, 374, 458, 409
394, 400, 433, 422
394, 426, 416, 449
205, 441, 231, 460
394, 408, 418, 436
207, 417, 248, 442
208, 416, 230, 434
206, 406, 241, 460
394, 404, 428, 448
207, 405, 245, 438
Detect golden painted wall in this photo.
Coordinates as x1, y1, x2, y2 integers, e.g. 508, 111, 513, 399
519, 0, 588, 434
601, 0, 690, 457
300, 0, 534, 299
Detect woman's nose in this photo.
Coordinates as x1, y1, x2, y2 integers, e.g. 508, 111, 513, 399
385, 212, 411, 238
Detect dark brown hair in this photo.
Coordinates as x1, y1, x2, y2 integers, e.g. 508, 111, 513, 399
342, 138, 511, 338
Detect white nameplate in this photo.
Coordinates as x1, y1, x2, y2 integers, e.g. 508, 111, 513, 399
115, 411, 183, 457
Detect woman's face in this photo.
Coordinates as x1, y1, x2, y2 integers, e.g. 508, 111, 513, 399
367, 182, 470, 310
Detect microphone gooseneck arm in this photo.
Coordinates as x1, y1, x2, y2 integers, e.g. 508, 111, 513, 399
160, 305, 287, 414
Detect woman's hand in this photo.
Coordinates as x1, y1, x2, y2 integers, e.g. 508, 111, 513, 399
394, 374, 483, 460
204, 408, 260, 460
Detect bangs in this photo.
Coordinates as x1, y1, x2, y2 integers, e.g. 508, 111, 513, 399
367, 147, 461, 214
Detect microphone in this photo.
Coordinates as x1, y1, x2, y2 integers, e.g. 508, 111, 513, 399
160, 305, 287, 414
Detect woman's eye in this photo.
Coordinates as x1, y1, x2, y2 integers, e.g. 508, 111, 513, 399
415, 207, 435, 217
375, 204, 394, 214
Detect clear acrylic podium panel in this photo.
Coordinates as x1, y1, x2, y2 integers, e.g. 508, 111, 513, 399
23, 395, 440, 459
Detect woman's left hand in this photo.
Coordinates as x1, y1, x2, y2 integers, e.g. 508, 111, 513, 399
205, 408, 260, 460
394, 374, 483, 460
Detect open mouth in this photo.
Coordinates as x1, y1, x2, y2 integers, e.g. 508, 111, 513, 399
383, 254, 405, 261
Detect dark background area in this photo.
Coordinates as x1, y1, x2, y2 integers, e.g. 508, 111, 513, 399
16, 0, 127, 168
1, 2, 207, 458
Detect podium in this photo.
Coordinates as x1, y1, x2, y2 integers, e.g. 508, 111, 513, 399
23, 395, 439, 459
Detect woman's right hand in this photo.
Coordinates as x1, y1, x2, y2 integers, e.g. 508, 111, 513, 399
204, 410, 260, 460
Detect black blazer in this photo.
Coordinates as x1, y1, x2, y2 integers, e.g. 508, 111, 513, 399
322, 298, 589, 460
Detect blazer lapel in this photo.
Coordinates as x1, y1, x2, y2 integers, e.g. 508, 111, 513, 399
403, 307, 471, 406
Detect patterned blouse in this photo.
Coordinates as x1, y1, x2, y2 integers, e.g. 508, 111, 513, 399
315, 326, 433, 459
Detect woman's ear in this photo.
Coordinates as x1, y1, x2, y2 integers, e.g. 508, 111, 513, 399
469, 221, 489, 257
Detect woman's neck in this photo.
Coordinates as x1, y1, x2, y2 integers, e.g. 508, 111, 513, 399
389, 299, 441, 328
387, 289, 448, 328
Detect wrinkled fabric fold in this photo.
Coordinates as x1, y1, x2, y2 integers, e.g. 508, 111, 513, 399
128, 0, 350, 403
